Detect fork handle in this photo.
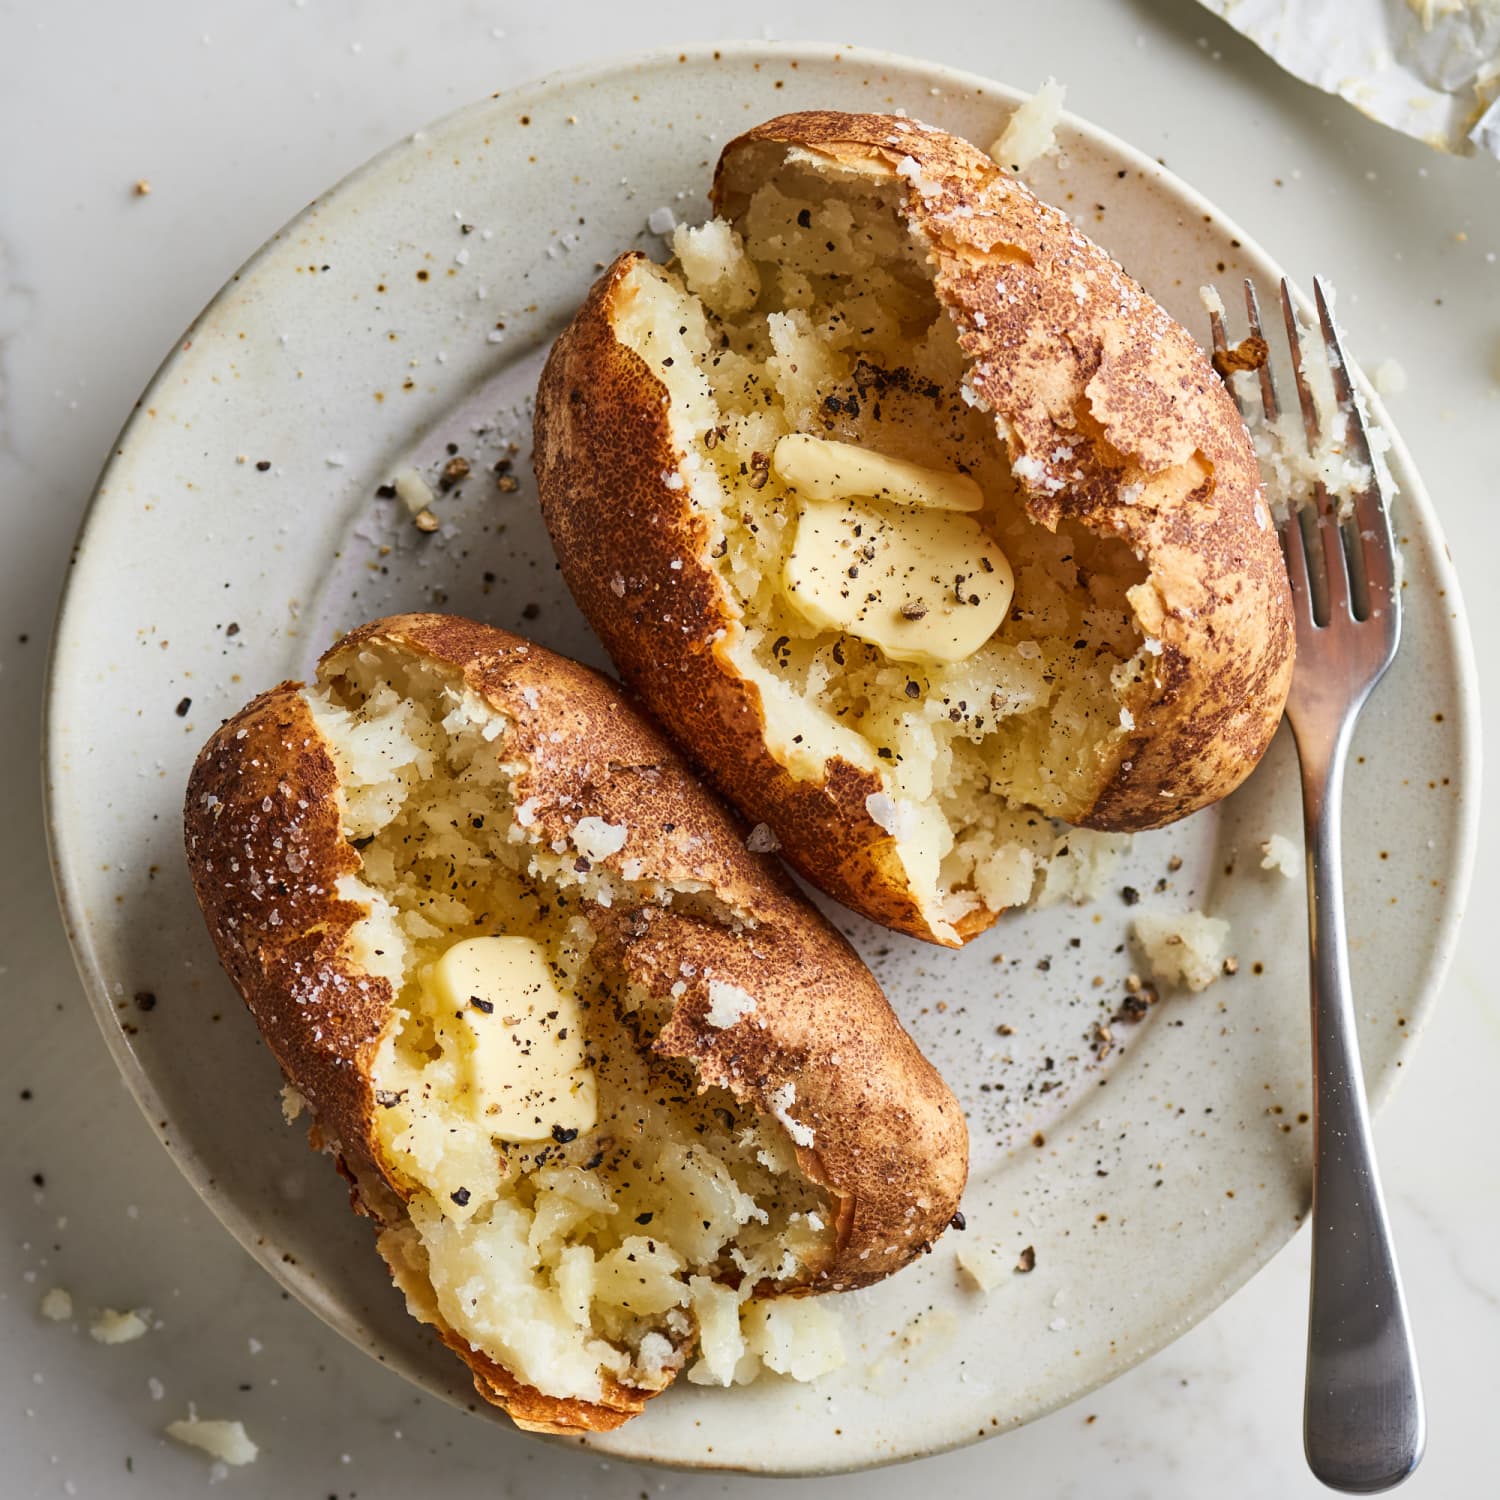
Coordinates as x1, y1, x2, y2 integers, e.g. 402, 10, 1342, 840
1297, 721, 1425, 1492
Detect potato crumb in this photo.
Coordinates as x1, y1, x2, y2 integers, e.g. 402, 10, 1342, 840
768, 1082, 815, 1148
391, 467, 435, 517
39, 1288, 73, 1322
1373, 358, 1407, 396
1260, 834, 1299, 878
956, 1242, 1000, 1292
704, 981, 758, 1028
1133, 910, 1231, 993
672, 218, 760, 316
279, 1083, 308, 1124
743, 1295, 843, 1381
745, 822, 780, 853
989, 78, 1067, 171
165, 1415, 259, 1467
89, 1308, 150, 1344
864, 791, 915, 841
1038, 830, 1131, 906
570, 815, 627, 862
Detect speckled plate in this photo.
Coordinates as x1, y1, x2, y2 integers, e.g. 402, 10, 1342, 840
43, 43, 1478, 1475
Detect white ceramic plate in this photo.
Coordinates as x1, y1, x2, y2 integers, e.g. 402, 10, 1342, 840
44, 43, 1478, 1475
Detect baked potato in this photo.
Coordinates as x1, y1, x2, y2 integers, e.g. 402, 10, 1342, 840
184, 613, 966, 1433
534, 111, 1294, 947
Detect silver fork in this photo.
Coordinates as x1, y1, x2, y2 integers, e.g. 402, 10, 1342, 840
1209, 279, 1425, 1493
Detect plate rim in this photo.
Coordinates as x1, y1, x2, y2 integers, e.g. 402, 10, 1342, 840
41, 37, 1483, 1475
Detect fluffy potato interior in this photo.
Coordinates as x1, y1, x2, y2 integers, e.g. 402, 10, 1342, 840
616, 170, 1154, 940
305, 649, 839, 1404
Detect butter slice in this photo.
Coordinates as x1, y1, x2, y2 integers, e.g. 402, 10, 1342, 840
783, 497, 1014, 665
772, 434, 984, 513
429, 936, 597, 1141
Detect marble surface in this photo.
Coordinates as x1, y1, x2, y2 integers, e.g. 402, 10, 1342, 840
1, 1, 1494, 1495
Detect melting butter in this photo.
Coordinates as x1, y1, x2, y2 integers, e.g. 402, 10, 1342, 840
427, 936, 597, 1141
782, 497, 1014, 665
772, 434, 984, 513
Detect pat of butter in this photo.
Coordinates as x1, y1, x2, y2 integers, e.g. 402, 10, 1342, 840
772, 434, 984, 513
428, 936, 597, 1141
783, 498, 1014, 665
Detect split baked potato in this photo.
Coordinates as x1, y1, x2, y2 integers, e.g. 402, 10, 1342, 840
184, 614, 966, 1433
535, 111, 1294, 946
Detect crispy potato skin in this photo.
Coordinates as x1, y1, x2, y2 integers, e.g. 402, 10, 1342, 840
534, 266, 933, 941
535, 112, 1293, 945
184, 613, 966, 1432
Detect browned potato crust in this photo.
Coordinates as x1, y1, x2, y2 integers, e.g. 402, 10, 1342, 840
185, 614, 966, 1433
535, 112, 1293, 946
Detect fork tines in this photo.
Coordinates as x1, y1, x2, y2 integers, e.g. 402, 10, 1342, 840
1206, 277, 1399, 640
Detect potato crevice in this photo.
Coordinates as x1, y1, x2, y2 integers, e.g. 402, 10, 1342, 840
617, 167, 1150, 941
307, 648, 838, 1405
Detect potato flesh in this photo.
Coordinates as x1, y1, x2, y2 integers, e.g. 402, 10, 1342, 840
307, 653, 835, 1403
616, 169, 1151, 938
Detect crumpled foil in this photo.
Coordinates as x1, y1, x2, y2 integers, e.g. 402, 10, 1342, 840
1196, 0, 1500, 157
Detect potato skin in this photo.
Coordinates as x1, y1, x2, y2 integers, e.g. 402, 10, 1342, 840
184, 614, 966, 1432
535, 112, 1293, 946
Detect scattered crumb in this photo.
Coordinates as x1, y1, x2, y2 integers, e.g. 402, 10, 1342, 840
1133, 910, 1231, 993
956, 1242, 1000, 1292
647, 205, 677, 236
390, 467, 435, 516
1373, 358, 1407, 396
1260, 834, 1299, 878
165, 1415, 258, 1467
279, 1083, 308, 1124
39, 1288, 73, 1322
989, 77, 1066, 172
132, 179, 151, 197
1016, 1245, 1037, 1273
89, 1308, 150, 1345
745, 822, 780, 853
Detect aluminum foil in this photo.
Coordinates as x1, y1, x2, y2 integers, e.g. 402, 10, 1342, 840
1196, 0, 1500, 156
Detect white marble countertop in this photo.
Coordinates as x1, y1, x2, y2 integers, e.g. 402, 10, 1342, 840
2, 1, 1495, 1495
